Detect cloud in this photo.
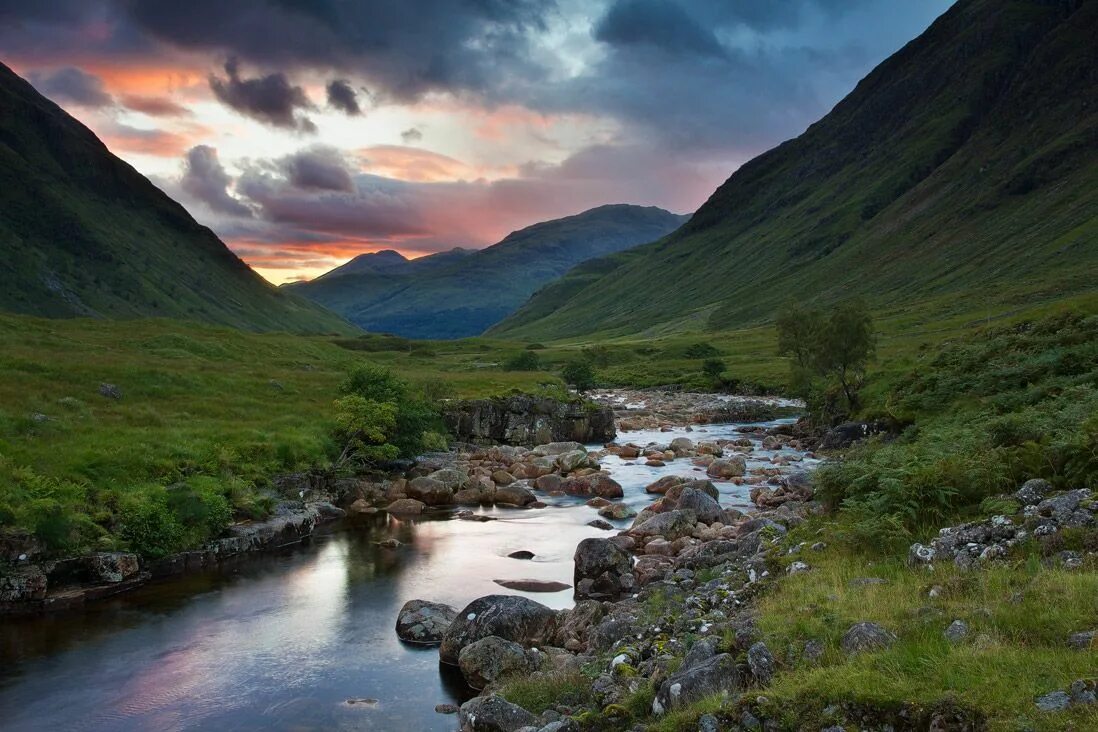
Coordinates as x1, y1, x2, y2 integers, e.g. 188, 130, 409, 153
325, 79, 361, 115
99, 123, 200, 157
400, 127, 423, 143
180, 145, 252, 217
594, 0, 726, 58
119, 94, 190, 117
27, 66, 113, 107
208, 58, 316, 132
357, 145, 476, 183
278, 146, 354, 192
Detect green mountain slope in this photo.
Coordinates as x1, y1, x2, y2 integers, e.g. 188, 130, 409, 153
0, 62, 354, 334
288, 204, 688, 339
491, 0, 1098, 340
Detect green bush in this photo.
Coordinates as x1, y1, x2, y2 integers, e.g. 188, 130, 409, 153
335, 364, 443, 464
561, 361, 596, 392
684, 342, 721, 359
503, 351, 542, 371
119, 495, 184, 559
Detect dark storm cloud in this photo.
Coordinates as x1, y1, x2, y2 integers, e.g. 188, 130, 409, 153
278, 146, 354, 192
594, 0, 726, 58
209, 58, 316, 132
181, 145, 253, 217
27, 67, 113, 107
325, 79, 361, 115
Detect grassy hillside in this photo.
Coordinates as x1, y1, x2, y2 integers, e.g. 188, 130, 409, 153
0, 62, 353, 334
288, 205, 688, 339
491, 0, 1098, 340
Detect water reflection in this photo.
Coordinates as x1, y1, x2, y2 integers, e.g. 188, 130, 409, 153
0, 418, 813, 731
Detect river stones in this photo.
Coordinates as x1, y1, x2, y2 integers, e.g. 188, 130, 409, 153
561, 473, 623, 499
458, 635, 534, 689
492, 579, 570, 593
598, 503, 636, 520
645, 475, 685, 494
439, 595, 558, 665
628, 509, 698, 541
458, 693, 536, 731
574, 537, 634, 601
405, 477, 453, 506
674, 487, 725, 524
669, 437, 694, 454
507, 550, 535, 560
533, 441, 585, 456
707, 456, 747, 479
386, 498, 426, 514
533, 474, 563, 492
557, 449, 596, 473
494, 485, 536, 506
395, 599, 458, 645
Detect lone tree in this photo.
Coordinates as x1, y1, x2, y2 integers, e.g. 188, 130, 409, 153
702, 357, 726, 384
776, 299, 875, 417
561, 360, 596, 393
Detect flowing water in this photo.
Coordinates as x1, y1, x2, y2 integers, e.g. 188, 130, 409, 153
0, 418, 816, 731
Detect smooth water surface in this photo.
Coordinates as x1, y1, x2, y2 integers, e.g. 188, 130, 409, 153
0, 419, 813, 731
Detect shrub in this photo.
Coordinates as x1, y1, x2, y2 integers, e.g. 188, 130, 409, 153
504, 351, 541, 371
702, 358, 726, 382
561, 361, 596, 392
335, 364, 443, 464
684, 342, 720, 359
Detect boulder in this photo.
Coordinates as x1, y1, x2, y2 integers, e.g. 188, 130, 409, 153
493, 579, 570, 593
557, 450, 595, 473
628, 510, 698, 541
428, 468, 467, 490
707, 457, 746, 479
598, 503, 637, 520
574, 538, 634, 601
443, 395, 615, 447
669, 437, 695, 454
561, 473, 623, 499
494, 485, 536, 506
406, 477, 453, 506
674, 487, 725, 524
395, 599, 458, 644
841, 622, 896, 655
533, 441, 585, 456
439, 595, 558, 665
645, 475, 685, 494
386, 498, 426, 514
747, 641, 775, 685
87, 552, 140, 583
1015, 478, 1051, 506
458, 635, 533, 690
653, 653, 739, 714
664, 479, 719, 502
0, 565, 48, 602
491, 470, 516, 486
534, 474, 563, 492
458, 694, 537, 732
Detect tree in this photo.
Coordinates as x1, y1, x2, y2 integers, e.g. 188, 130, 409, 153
561, 361, 596, 393
776, 299, 875, 416
702, 358, 726, 383
335, 364, 440, 464
504, 351, 541, 371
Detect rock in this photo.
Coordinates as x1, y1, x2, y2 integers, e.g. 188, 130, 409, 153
428, 468, 467, 490
669, 437, 695, 454
458, 693, 537, 731
558, 450, 595, 473
493, 579, 570, 593
597, 503, 636, 520
376, 538, 402, 548
674, 487, 725, 524
574, 538, 634, 601
87, 552, 140, 583
587, 519, 613, 530
491, 470, 516, 486
444, 395, 615, 447
495, 485, 537, 507
665, 479, 719, 502
440, 595, 558, 665
787, 561, 810, 575
406, 477, 453, 505
747, 641, 775, 685
508, 550, 536, 560
698, 714, 720, 732
533, 441, 585, 456
458, 635, 533, 689
645, 475, 685, 494
652, 653, 739, 714
819, 420, 890, 450
841, 622, 896, 654
561, 473, 623, 499
395, 599, 458, 644
347, 498, 377, 515
386, 498, 426, 514
629, 510, 698, 541
1015, 478, 1050, 506
436, 704, 459, 714
706, 457, 746, 479
534, 474, 563, 492
908, 542, 936, 566
944, 619, 969, 643
1035, 690, 1071, 712
1069, 679, 1097, 706
0, 565, 48, 602
98, 382, 122, 400
1067, 630, 1096, 649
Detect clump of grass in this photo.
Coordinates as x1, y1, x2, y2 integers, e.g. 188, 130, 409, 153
498, 669, 595, 715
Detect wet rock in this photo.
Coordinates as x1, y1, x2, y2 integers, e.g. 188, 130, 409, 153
533, 441, 585, 457
534, 474, 563, 492
706, 457, 746, 479
508, 550, 536, 560
491, 470, 516, 486
495, 485, 537, 507
652, 653, 739, 714
645, 475, 685, 495
674, 487, 725, 524
587, 519, 614, 530
396, 599, 458, 645
574, 538, 634, 601
436, 703, 459, 714
386, 498, 426, 514
458, 693, 537, 731
597, 503, 636, 520
669, 437, 695, 454
440, 595, 558, 665
629, 510, 698, 542
561, 473, 623, 499
493, 579, 570, 593
87, 552, 140, 583
841, 622, 896, 654
428, 468, 467, 490
406, 477, 453, 505
557, 450, 595, 473
458, 635, 533, 690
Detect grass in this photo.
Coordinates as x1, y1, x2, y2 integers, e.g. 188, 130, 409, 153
753, 535, 1098, 731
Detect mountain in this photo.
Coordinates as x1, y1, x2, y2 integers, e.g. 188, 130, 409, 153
0, 62, 353, 334
289, 204, 688, 339
313, 247, 474, 281
490, 0, 1098, 340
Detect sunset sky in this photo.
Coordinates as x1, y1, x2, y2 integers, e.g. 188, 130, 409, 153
2, 0, 952, 284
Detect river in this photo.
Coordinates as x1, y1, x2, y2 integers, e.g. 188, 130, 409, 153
0, 418, 816, 731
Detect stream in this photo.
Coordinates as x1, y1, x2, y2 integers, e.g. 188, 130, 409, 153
0, 417, 817, 731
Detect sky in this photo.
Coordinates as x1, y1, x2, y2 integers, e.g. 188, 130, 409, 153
1, 0, 954, 284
